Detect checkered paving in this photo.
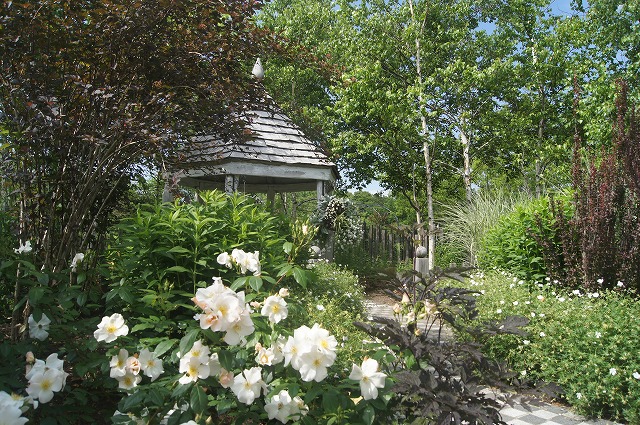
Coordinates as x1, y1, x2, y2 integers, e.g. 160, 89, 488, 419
364, 299, 622, 425
499, 403, 619, 425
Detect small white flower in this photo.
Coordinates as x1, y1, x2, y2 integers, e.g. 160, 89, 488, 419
231, 367, 264, 405
520, 370, 527, 377
594, 331, 602, 339
278, 288, 290, 297
597, 278, 604, 284
617, 281, 625, 288
14, 241, 32, 254
496, 309, 502, 314
633, 371, 640, 380
523, 340, 530, 345
539, 332, 546, 337
316, 304, 325, 311
115, 371, 141, 390
576, 392, 582, 399
28, 313, 51, 341
138, 348, 164, 381
349, 358, 387, 400
558, 297, 566, 302
70, 253, 84, 272
217, 252, 233, 268
512, 301, 519, 306
609, 368, 617, 376
261, 295, 288, 324
94, 313, 129, 343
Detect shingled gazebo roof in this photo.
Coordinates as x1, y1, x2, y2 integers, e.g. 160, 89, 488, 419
169, 103, 337, 198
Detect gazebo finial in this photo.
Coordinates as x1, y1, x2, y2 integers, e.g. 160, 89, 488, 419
252, 58, 264, 81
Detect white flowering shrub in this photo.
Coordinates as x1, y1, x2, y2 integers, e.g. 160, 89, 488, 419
0, 193, 391, 424
461, 270, 640, 423
312, 195, 364, 248
97, 248, 390, 424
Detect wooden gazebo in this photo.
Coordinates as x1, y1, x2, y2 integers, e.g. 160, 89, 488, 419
163, 103, 338, 204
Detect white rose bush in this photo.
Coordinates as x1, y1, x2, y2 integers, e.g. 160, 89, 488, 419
95, 246, 390, 425
1, 196, 391, 424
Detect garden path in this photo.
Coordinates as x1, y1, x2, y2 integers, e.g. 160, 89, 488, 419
363, 296, 622, 425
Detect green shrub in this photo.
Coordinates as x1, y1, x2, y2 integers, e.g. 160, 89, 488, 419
289, 261, 370, 369
477, 195, 572, 282
2, 190, 394, 424
462, 270, 640, 423
106, 190, 290, 298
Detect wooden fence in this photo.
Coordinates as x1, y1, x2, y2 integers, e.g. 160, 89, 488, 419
361, 223, 417, 263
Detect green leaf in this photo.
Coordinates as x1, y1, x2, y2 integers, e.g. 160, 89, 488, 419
218, 349, 234, 371
131, 323, 155, 333
167, 246, 191, 254
166, 266, 190, 273
146, 388, 165, 406
276, 264, 293, 277
76, 291, 87, 307
29, 286, 46, 305
304, 384, 323, 404
248, 276, 263, 292
362, 404, 375, 425
283, 241, 293, 255
172, 382, 191, 398
322, 390, 339, 413
122, 390, 146, 411
292, 267, 307, 288
179, 328, 200, 356
231, 276, 249, 291
190, 385, 208, 414
154, 339, 177, 357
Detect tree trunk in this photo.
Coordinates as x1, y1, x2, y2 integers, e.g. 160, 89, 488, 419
535, 117, 545, 197
410, 0, 435, 271
423, 140, 435, 270
460, 127, 473, 203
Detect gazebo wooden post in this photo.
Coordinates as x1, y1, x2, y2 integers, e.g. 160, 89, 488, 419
316, 180, 326, 203
224, 175, 239, 194
267, 186, 276, 207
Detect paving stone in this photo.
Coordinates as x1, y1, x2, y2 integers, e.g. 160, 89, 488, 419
364, 299, 623, 425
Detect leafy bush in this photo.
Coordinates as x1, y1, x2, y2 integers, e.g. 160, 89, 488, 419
106, 190, 290, 297
291, 261, 371, 370
477, 195, 572, 282
462, 270, 639, 423
2, 192, 393, 424
0, 253, 121, 423
532, 82, 640, 292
